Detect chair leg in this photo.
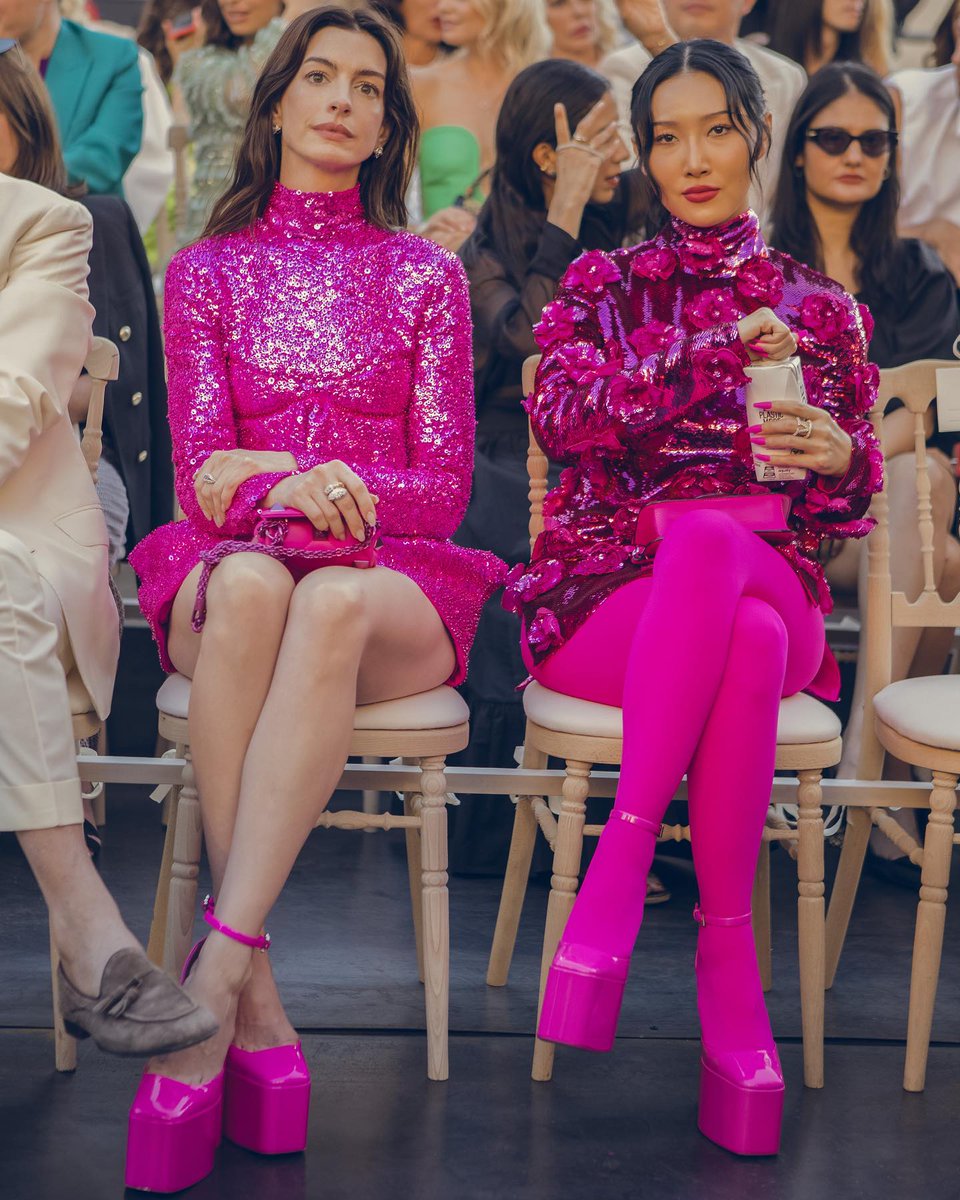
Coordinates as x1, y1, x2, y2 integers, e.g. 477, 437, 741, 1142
532, 759, 590, 1083
796, 769, 826, 1089
162, 743, 203, 978
147, 779, 181, 969
487, 741, 548, 988
402, 784, 425, 984
752, 838, 772, 992
50, 922, 77, 1072
91, 724, 107, 827
418, 754, 450, 1081
824, 805, 872, 989
903, 770, 958, 1092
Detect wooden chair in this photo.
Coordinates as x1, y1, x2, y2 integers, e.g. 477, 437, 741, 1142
486, 354, 843, 1087
51, 336, 121, 1071
146, 672, 468, 1081
824, 358, 960, 1092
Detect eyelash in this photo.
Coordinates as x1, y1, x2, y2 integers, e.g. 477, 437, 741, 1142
305, 71, 380, 97
653, 124, 732, 144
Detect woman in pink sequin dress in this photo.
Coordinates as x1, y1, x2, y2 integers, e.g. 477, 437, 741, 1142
506, 42, 882, 1156
125, 9, 504, 1191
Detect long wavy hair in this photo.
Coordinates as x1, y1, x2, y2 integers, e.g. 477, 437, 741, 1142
770, 0, 893, 78
0, 49, 76, 195
468, 0, 551, 73
460, 59, 611, 283
203, 7, 418, 238
771, 62, 900, 304
630, 40, 770, 232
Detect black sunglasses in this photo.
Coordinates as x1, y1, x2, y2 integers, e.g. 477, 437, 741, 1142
806, 126, 898, 157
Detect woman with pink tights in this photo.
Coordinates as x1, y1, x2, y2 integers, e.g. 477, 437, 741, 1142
505, 40, 882, 1156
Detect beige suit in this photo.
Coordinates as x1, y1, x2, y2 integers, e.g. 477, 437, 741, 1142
0, 175, 120, 830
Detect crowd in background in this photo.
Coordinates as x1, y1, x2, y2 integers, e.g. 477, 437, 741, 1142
0, 0, 958, 883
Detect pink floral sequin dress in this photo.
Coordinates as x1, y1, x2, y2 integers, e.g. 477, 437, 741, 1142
129, 183, 507, 682
505, 209, 883, 690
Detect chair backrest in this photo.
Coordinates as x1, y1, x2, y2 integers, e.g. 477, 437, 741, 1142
523, 353, 546, 550
861, 357, 960, 774
80, 336, 120, 484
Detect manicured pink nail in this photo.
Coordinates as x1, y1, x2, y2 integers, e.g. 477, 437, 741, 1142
747, 424, 763, 433
755, 453, 771, 461
750, 436, 766, 445
754, 401, 773, 410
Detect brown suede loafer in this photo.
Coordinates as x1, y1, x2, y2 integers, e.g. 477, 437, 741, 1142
57, 947, 218, 1057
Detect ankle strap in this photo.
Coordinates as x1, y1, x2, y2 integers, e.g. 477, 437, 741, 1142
693, 904, 752, 928
611, 810, 663, 838
203, 895, 271, 952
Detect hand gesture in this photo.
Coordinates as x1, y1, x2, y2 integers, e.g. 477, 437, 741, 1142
263, 461, 378, 541
750, 400, 853, 479
552, 99, 622, 206
614, 0, 676, 52
194, 449, 296, 526
738, 307, 797, 362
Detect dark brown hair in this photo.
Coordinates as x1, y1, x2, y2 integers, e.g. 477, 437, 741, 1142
203, 6, 417, 238
137, 0, 195, 85
930, 0, 958, 66
198, 0, 279, 51
0, 49, 77, 195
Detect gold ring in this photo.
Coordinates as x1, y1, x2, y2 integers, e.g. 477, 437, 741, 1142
324, 483, 349, 502
795, 417, 813, 440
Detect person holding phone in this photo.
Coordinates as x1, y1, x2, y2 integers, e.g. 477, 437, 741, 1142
506, 39, 881, 1155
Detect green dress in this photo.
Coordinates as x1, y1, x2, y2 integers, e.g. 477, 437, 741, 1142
175, 19, 284, 243
418, 126, 486, 218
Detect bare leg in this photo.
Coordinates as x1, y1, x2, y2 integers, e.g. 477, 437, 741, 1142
150, 564, 455, 1085
17, 824, 140, 995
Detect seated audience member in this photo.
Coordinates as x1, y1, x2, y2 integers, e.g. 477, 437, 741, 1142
0, 167, 215, 1057
0, 0, 143, 195
175, 0, 284, 243
0, 48, 173, 571
546, 0, 620, 70
771, 0, 893, 78
138, 0, 203, 85
411, 0, 550, 249
772, 61, 960, 880
372, 0, 449, 66
601, 0, 806, 223
454, 59, 671, 893
889, 0, 960, 285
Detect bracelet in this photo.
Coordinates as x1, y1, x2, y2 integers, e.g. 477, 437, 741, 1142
556, 140, 604, 160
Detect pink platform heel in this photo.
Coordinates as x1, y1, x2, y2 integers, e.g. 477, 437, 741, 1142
693, 905, 784, 1156
224, 1041, 311, 1154
537, 812, 662, 1052
125, 899, 273, 1192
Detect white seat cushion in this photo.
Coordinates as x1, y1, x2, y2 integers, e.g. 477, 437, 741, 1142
157, 673, 468, 731
523, 681, 840, 745
874, 676, 960, 751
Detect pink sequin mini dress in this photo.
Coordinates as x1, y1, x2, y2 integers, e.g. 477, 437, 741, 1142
129, 183, 507, 682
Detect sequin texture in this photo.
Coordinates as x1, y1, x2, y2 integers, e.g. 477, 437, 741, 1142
129, 183, 507, 682
506, 209, 883, 667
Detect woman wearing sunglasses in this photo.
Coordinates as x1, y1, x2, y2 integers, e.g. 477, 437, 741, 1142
772, 62, 960, 874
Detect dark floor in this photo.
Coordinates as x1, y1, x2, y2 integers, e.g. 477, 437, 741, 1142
3, 791, 959, 1200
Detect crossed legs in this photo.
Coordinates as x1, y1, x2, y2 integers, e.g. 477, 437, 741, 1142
150, 554, 455, 1084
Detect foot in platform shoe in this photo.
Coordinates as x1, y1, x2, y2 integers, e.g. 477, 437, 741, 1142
224, 1042, 311, 1154
56, 947, 218, 1057
693, 905, 784, 1156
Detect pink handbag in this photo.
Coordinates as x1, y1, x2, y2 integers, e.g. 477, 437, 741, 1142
191, 508, 379, 631
634, 494, 793, 552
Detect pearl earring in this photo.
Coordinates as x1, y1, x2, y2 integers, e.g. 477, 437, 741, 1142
273, 123, 281, 134
373, 145, 384, 158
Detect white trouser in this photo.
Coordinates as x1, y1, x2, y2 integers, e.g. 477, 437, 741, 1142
0, 529, 82, 831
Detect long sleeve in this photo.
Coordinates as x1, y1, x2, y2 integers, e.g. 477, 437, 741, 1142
163, 247, 293, 537
63, 44, 143, 194
527, 251, 749, 463
296, 256, 476, 538
791, 298, 883, 535
0, 193, 93, 486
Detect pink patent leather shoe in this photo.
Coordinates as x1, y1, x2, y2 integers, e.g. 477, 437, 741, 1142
224, 1042, 311, 1154
694, 905, 784, 1156
537, 812, 662, 1052
125, 1070, 224, 1193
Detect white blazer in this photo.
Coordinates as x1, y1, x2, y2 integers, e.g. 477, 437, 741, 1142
0, 176, 120, 719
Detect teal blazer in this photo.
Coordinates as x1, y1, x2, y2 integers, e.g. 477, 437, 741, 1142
45, 20, 143, 196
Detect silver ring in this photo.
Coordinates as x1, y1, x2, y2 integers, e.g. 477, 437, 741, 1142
795, 417, 814, 440
572, 132, 588, 143
200, 472, 217, 485
324, 483, 349, 503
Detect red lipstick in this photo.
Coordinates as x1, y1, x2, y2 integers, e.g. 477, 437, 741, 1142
682, 186, 720, 203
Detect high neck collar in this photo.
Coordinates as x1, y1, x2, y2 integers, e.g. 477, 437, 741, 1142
663, 208, 766, 276
262, 181, 366, 239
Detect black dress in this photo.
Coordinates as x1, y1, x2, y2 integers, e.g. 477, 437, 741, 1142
447, 181, 641, 875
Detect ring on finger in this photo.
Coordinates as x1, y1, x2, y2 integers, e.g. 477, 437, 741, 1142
795, 416, 814, 440
200, 472, 217, 485
324, 483, 349, 503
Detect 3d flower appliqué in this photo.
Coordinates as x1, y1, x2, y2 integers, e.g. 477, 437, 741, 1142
677, 235, 728, 274
526, 606, 564, 652
684, 287, 743, 330
736, 257, 784, 307
631, 245, 677, 281
535, 300, 579, 349
564, 250, 621, 296
627, 319, 679, 359
554, 342, 609, 385
799, 292, 851, 342
692, 347, 749, 392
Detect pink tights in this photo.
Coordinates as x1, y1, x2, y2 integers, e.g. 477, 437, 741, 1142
527, 510, 826, 1052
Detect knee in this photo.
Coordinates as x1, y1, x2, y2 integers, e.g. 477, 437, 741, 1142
205, 555, 294, 631
730, 598, 788, 698
286, 571, 369, 653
